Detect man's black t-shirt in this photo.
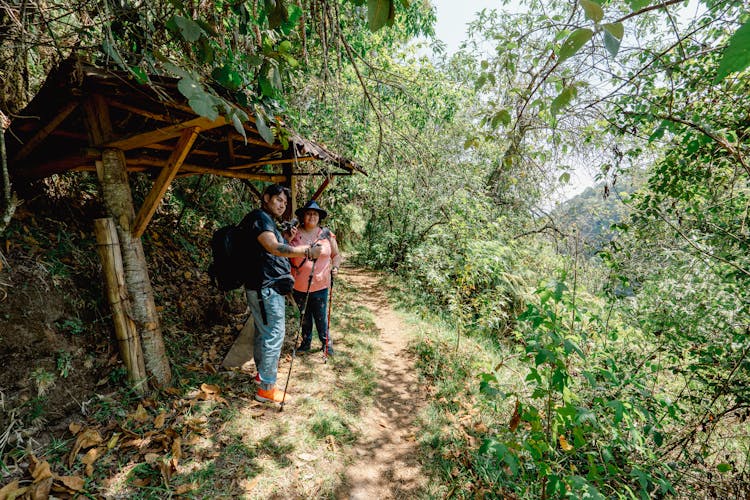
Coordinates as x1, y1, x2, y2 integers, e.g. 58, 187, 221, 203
241, 209, 292, 290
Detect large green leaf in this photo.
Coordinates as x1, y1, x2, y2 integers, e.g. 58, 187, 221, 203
172, 15, 202, 42
189, 94, 218, 121
368, 0, 392, 32
603, 23, 624, 57
211, 66, 243, 91
254, 109, 275, 144
627, 0, 650, 10
558, 28, 593, 63
579, 0, 603, 23
603, 22, 623, 40
491, 109, 512, 129
715, 19, 750, 82
551, 85, 578, 116
177, 76, 202, 99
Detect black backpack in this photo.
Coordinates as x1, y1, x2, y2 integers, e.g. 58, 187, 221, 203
207, 225, 247, 291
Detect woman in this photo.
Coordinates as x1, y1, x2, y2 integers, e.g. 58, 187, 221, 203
289, 200, 341, 354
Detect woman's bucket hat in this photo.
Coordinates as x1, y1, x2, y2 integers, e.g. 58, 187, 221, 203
295, 200, 328, 220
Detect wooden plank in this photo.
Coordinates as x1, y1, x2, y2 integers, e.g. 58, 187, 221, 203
179, 163, 287, 182
132, 127, 199, 239
11, 101, 79, 162
106, 98, 175, 122
228, 132, 285, 149
106, 115, 225, 151
84, 95, 113, 144
143, 142, 216, 156
228, 156, 315, 170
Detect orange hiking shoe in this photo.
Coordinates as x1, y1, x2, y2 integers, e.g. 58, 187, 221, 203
255, 387, 288, 404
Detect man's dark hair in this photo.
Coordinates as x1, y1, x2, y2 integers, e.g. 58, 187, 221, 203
263, 183, 291, 199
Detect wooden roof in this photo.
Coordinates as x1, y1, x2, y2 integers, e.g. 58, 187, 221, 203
6, 59, 364, 184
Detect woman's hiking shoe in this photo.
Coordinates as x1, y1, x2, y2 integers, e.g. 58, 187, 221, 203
297, 343, 311, 353
255, 387, 288, 404
253, 373, 260, 384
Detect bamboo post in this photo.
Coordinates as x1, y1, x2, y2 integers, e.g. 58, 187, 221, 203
94, 217, 147, 393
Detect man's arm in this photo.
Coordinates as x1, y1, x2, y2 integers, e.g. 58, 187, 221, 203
258, 231, 322, 259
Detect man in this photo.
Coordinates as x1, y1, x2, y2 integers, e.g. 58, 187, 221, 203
242, 184, 322, 403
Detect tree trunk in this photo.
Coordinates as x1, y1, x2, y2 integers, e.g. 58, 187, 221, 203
94, 217, 147, 393
97, 149, 172, 387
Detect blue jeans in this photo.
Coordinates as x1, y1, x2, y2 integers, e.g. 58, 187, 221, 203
293, 288, 331, 350
246, 287, 286, 388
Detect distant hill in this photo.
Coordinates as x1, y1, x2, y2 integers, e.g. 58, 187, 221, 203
553, 183, 633, 252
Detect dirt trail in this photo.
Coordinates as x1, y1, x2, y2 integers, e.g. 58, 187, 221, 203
337, 268, 428, 499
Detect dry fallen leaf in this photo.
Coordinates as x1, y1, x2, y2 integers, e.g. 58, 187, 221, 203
107, 433, 120, 450
130, 477, 150, 487
171, 437, 182, 468
154, 412, 167, 429
174, 482, 197, 494
56, 474, 85, 492
30, 457, 53, 483
68, 422, 83, 435
158, 459, 175, 486
30, 477, 53, 499
508, 399, 521, 432
80, 447, 102, 477
0, 480, 22, 499
241, 476, 260, 493
130, 404, 150, 423
559, 435, 574, 451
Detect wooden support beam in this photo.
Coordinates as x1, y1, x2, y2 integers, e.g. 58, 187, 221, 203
228, 132, 285, 150
311, 176, 332, 201
227, 133, 235, 164
283, 163, 296, 218
11, 101, 79, 162
143, 141, 216, 156
105, 115, 225, 151
94, 217, 147, 393
132, 127, 199, 239
106, 98, 175, 123
179, 163, 287, 182
229, 156, 315, 170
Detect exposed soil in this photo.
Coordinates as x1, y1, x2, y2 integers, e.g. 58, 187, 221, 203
337, 268, 428, 499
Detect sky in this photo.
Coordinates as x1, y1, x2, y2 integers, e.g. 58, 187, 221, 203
432, 0, 520, 54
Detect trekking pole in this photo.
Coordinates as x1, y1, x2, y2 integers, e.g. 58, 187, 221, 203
280, 254, 317, 412
323, 271, 334, 364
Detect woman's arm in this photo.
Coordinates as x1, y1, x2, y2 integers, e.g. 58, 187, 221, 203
330, 235, 342, 276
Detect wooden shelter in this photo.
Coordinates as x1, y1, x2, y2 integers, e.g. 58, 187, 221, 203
5, 58, 363, 391
7, 59, 364, 228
